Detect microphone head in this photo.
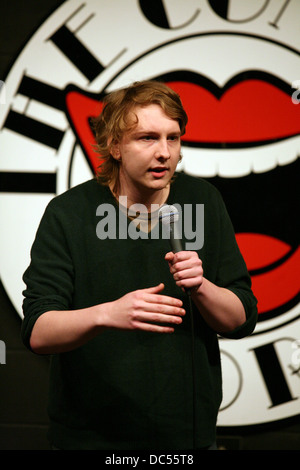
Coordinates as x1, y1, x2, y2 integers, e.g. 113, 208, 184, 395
158, 205, 179, 226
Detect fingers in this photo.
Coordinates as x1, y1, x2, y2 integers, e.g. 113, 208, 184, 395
138, 299, 185, 319
106, 282, 186, 334
133, 322, 176, 334
133, 286, 185, 318
142, 283, 183, 308
165, 251, 203, 289
144, 283, 165, 294
115, 284, 186, 333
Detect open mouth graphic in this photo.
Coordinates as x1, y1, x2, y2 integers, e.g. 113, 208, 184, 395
236, 233, 300, 318
65, 71, 300, 320
167, 70, 299, 147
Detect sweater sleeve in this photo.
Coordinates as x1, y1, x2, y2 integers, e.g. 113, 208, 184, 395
214, 191, 258, 339
21, 201, 74, 350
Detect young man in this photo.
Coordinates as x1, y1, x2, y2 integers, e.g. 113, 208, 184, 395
22, 81, 257, 450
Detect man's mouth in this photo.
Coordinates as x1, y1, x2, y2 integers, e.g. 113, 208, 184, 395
149, 167, 168, 177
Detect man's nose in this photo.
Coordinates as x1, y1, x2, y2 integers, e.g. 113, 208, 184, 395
155, 139, 170, 159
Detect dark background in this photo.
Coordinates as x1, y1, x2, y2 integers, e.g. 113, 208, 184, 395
0, 0, 299, 450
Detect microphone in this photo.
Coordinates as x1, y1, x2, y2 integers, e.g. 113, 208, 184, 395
158, 204, 183, 253
159, 204, 191, 296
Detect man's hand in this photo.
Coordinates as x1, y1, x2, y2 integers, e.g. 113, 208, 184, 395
106, 283, 185, 333
165, 251, 203, 291
165, 251, 247, 333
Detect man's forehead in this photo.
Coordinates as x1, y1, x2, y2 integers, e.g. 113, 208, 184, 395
127, 104, 180, 130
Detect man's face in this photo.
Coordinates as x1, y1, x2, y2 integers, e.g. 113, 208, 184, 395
113, 104, 181, 199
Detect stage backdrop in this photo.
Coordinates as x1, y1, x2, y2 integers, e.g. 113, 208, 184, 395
0, 0, 299, 430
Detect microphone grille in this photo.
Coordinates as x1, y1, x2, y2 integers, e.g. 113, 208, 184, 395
158, 205, 179, 225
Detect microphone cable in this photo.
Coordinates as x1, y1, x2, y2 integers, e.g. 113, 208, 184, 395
186, 288, 197, 450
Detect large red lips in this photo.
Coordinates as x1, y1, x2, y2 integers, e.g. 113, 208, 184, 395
236, 233, 300, 315
65, 76, 300, 317
169, 78, 300, 145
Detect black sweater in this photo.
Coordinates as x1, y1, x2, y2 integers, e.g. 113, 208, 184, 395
22, 173, 257, 450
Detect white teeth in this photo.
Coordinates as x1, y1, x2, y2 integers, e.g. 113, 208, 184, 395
178, 135, 299, 178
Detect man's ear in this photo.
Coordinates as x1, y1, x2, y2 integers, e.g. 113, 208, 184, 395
108, 137, 121, 161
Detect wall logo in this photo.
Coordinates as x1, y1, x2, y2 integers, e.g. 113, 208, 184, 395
0, 0, 299, 427
0, 80, 6, 105
0, 341, 6, 365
